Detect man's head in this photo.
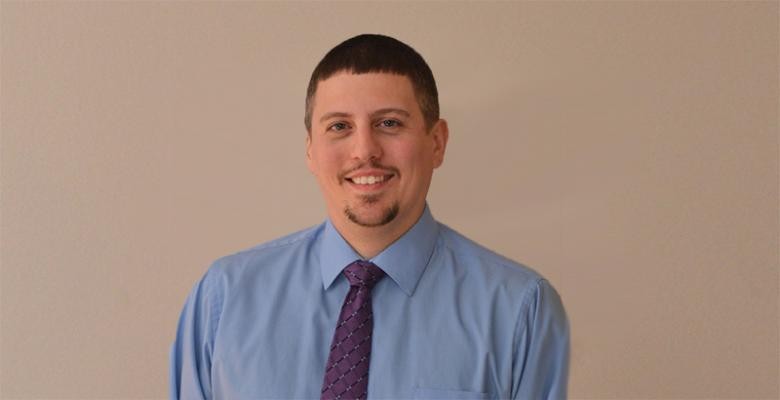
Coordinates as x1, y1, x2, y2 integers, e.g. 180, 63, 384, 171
305, 35, 448, 248
304, 34, 440, 133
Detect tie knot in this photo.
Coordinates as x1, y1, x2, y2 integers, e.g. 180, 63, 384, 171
343, 260, 385, 289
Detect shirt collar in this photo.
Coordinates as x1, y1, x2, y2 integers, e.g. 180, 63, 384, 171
319, 205, 439, 297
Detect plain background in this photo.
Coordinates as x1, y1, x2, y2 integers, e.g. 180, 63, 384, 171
1, 1, 778, 399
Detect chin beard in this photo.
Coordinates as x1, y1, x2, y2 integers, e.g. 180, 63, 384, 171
344, 198, 399, 227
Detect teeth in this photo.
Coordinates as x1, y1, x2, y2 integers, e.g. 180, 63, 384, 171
352, 175, 386, 185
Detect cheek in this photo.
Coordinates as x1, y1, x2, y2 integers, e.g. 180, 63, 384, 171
393, 142, 434, 172
310, 145, 344, 175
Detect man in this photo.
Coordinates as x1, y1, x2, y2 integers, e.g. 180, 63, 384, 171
170, 34, 569, 399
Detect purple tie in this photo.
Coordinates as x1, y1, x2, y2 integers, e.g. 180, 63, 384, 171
321, 260, 385, 400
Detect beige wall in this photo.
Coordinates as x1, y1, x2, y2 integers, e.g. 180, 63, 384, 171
1, 1, 777, 398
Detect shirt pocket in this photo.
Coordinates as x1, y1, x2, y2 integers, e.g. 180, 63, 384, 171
412, 388, 490, 400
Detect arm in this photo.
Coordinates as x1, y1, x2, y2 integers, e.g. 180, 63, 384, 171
170, 266, 223, 400
511, 279, 570, 399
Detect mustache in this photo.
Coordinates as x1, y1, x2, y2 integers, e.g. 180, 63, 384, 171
338, 160, 399, 181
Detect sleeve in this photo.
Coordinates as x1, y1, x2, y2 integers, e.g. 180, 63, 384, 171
511, 279, 570, 400
169, 265, 224, 400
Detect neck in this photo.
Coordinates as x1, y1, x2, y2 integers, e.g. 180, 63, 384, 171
330, 207, 424, 259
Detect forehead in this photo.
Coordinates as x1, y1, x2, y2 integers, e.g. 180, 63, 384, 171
312, 72, 419, 117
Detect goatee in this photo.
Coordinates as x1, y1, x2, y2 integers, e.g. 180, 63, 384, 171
344, 200, 399, 227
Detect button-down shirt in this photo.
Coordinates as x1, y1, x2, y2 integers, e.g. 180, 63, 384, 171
170, 207, 569, 399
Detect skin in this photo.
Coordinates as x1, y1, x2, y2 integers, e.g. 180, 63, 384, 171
306, 72, 448, 259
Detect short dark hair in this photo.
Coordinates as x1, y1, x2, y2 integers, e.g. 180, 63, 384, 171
304, 34, 439, 132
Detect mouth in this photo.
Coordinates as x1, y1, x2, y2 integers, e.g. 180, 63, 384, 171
344, 172, 395, 191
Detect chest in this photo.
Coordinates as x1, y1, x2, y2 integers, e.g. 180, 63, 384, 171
210, 283, 514, 399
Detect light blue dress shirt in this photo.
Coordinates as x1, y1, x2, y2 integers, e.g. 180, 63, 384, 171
170, 207, 569, 399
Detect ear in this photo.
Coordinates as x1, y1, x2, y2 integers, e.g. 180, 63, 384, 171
430, 119, 449, 169
305, 133, 314, 173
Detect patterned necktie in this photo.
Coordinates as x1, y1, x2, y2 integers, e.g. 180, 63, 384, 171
321, 260, 385, 400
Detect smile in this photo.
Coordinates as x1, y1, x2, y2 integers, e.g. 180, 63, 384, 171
349, 175, 388, 185
344, 172, 395, 189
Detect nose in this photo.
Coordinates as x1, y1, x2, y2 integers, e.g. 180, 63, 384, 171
350, 123, 383, 162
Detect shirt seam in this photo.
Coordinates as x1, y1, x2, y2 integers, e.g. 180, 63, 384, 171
438, 230, 528, 277
224, 223, 323, 261
204, 265, 225, 357
510, 277, 545, 398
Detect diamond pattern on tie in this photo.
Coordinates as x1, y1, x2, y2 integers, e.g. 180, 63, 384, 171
321, 261, 385, 400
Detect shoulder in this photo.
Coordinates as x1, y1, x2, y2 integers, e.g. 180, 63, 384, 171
177, 224, 324, 334
432, 221, 567, 337
432, 222, 563, 310
203, 223, 324, 283
436, 222, 543, 283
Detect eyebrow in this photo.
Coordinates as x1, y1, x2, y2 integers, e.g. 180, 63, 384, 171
319, 112, 351, 123
370, 108, 410, 119
318, 108, 411, 124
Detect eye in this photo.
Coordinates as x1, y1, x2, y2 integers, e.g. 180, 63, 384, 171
327, 122, 350, 132
377, 119, 402, 129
